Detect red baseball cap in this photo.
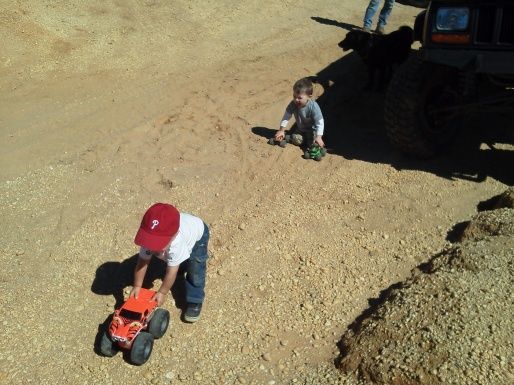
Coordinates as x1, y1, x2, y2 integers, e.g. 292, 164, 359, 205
134, 203, 180, 250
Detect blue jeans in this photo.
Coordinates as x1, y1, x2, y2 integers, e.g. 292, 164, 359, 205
363, 0, 395, 29
183, 223, 209, 304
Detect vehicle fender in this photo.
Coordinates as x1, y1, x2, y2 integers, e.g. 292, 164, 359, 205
414, 10, 427, 42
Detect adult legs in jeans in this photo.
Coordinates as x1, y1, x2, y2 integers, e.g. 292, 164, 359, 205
184, 223, 209, 304
363, 0, 395, 29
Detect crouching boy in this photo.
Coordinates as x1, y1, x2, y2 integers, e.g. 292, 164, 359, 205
275, 77, 325, 150
130, 203, 209, 323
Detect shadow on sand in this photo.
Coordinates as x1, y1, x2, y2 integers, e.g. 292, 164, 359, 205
311, 16, 360, 31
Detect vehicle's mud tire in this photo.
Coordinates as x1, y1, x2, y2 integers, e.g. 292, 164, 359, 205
148, 308, 170, 339
384, 54, 460, 158
99, 330, 119, 357
130, 332, 154, 365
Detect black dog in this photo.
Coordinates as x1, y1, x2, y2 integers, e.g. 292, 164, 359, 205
338, 26, 414, 90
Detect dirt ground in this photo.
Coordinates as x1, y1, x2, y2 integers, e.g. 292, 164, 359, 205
1, 1, 512, 385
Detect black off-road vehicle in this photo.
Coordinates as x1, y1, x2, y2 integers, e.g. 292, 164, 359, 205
385, 0, 514, 157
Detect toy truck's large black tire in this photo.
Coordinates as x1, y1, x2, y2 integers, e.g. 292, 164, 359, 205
99, 330, 118, 357
148, 308, 170, 339
130, 332, 154, 365
384, 55, 460, 158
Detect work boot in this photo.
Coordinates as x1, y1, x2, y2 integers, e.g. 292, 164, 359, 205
376, 25, 385, 34
363, 26, 371, 33
184, 303, 202, 323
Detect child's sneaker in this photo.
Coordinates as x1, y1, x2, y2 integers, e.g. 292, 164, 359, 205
184, 303, 202, 323
290, 134, 303, 146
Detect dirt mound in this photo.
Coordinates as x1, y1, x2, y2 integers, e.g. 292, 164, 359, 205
337, 189, 514, 385
459, 187, 514, 242
493, 188, 514, 209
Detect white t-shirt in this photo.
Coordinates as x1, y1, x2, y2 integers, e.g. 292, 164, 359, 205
139, 213, 204, 266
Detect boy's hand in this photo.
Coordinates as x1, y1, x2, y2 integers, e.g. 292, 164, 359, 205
314, 136, 324, 147
129, 286, 141, 299
275, 129, 285, 141
152, 291, 167, 306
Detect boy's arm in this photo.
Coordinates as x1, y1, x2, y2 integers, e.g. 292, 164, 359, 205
275, 104, 294, 140
312, 103, 325, 146
314, 118, 325, 146
130, 257, 150, 298
152, 265, 180, 306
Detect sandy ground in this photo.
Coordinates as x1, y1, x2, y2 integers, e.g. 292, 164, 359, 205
1, 1, 512, 385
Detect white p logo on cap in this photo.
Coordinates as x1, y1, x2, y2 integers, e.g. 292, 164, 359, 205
151, 219, 159, 229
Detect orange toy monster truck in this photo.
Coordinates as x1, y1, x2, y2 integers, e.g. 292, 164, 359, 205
99, 288, 170, 365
